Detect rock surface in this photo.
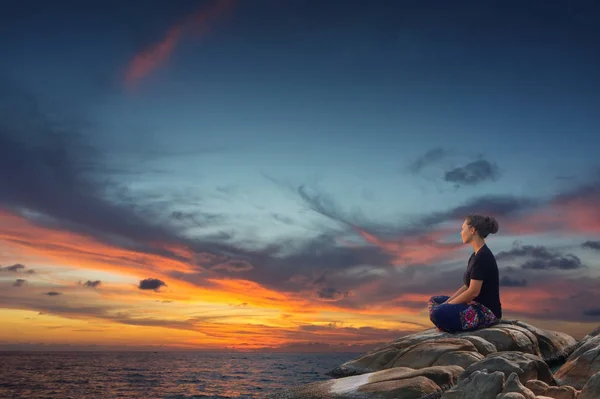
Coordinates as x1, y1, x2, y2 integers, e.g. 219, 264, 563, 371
273, 320, 597, 399
327, 320, 575, 378
271, 365, 463, 399
554, 326, 600, 389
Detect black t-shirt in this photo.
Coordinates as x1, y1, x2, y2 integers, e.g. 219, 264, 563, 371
463, 244, 502, 319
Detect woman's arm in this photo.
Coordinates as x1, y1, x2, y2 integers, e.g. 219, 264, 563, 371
448, 280, 483, 305
445, 285, 468, 303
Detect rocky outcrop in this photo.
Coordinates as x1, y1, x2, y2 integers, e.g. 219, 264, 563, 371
272, 365, 464, 399
327, 320, 576, 379
273, 320, 600, 399
554, 326, 600, 389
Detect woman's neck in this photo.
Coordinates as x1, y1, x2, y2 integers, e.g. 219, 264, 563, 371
472, 239, 486, 254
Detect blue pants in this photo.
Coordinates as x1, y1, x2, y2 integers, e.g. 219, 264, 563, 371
428, 295, 499, 333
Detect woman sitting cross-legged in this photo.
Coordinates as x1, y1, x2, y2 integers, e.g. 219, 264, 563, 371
428, 214, 502, 333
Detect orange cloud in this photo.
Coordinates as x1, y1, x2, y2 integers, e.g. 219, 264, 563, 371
124, 0, 233, 89
355, 226, 464, 266
0, 209, 196, 277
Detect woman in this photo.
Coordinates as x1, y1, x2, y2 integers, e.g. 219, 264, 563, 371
428, 215, 502, 333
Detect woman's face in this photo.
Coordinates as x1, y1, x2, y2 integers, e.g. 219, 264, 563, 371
460, 220, 474, 243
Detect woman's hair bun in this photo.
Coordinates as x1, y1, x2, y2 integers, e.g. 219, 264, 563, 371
487, 216, 499, 234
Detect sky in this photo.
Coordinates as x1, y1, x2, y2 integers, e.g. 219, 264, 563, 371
1, 0, 600, 352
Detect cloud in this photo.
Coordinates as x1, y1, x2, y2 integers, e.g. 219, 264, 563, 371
13, 279, 26, 287
2, 264, 25, 272
0, 80, 251, 274
582, 240, 600, 251
444, 159, 501, 187
521, 255, 585, 270
583, 308, 600, 317
124, 0, 233, 89
317, 287, 351, 302
499, 276, 527, 287
496, 244, 556, 260
407, 147, 448, 174
45, 292, 62, 296
210, 260, 253, 272
138, 278, 167, 291
83, 280, 102, 288
497, 243, 586, 271
1, 263, 36, 274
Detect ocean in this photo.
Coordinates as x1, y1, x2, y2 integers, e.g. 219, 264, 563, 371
0, 351, 356, 399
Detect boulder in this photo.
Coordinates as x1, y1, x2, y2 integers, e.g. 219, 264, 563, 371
554, 341, 600, 389
524, 379, 579, 399
328, 321, 573, 378
579, 371, 600, 399
459, 352, 557, 386
440, 369, 505, 398
498, 372, 535, 399
276, 321, 595, 399
270, 365, 464, 399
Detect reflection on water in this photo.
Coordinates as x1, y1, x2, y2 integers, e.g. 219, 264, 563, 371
0, 351, 356, 398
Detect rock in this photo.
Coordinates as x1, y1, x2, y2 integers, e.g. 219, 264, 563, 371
274, 365, 464, 399
525, 380, 550, 396
327, 321, 574, 379
367, 365, 464, 390
496, 393, 526, 399
460, 335, 498, 356
459, 352, 557, 386
281, 321, 590, 399
355, 376, 440, 398
579, 371, 600, 399
554, 344, 600, 389
524, 379, 579, 399
541, 386, 579, 399
389, 338, 479, 369
441, 369, 505, 398
432, 350, 485, 369
498, 372, 535, 399
506, 321, 578, 366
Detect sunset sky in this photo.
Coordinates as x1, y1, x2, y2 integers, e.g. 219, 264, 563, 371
1, 0, 599, 352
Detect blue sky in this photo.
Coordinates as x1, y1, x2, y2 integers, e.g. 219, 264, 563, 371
1, 0, 600, 350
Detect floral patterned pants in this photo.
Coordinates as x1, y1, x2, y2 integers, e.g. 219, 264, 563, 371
428, 295, 499, 333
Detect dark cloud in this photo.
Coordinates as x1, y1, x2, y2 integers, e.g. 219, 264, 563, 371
583, 308, 600, 317
444, 159, 501, 187
211, 260, 253, 272
13, 279, 26, 287
2, 264, 25, 272
418, 195, 540, 231
45, 291, 62, 296
317, 287, 351, 301
497, 243, 586, 271
407, 147, 448, 174
0, 80, 242, 269
497, 244, 555, 260
138, 278, 167, 291
521, 255, 585, 270
295, 181, 538, 240
582, 241, 600, 251
499, 276, 527, 287
83, 280, 101, 288
1, 264, 36, 274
